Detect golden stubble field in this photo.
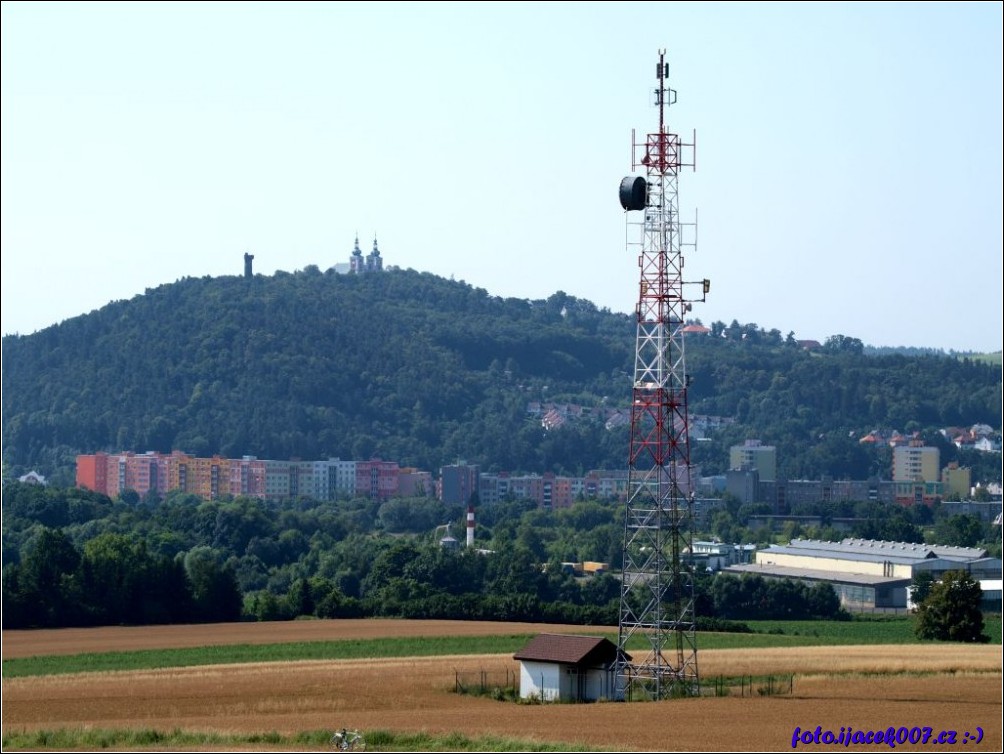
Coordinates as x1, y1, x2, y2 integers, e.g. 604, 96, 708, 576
3, 620, 1002, 751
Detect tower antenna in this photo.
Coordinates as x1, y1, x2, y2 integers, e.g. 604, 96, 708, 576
615, 49, 707, 700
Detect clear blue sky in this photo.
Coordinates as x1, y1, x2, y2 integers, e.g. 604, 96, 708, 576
2, 1, 1001, 352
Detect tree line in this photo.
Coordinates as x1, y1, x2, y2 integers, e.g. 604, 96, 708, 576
3, 528, 241, 628
2, 481, 851, 630
2, 525, 848, 631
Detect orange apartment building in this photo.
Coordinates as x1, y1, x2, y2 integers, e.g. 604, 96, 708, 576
77, 452, 404, 503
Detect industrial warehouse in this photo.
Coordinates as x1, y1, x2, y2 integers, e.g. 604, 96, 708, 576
724, 537, 1002, 611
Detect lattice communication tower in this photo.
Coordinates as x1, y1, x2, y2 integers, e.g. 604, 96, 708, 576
615, 49, 709, 701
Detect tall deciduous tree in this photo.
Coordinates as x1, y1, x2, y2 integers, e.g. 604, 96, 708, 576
932, 515, 985, 549
915, 570, 988, 643
183, 547, 242, 623
910, 571, 936, 606
14, 528, 82, 627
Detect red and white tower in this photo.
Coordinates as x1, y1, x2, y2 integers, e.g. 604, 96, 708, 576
466, 505, 475, 548
615, 50, 708, 700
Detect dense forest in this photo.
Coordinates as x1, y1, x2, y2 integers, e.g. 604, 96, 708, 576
4, 481, 998, 630
2, 267, 1001, 484
0, 481, 854, 629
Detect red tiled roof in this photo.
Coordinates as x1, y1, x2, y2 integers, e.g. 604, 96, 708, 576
513, 634, 624, 666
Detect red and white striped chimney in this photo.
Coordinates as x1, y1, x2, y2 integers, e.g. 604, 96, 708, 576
466, 505, 475, 548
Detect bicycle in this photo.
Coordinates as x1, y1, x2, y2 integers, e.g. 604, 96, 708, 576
330, 728, 366, 751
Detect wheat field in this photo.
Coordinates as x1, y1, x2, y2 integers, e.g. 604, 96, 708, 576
2, 621, 1001, 751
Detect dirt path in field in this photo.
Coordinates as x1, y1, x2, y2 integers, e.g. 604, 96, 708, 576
3, 640, 1001, 751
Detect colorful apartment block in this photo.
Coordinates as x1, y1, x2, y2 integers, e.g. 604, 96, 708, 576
75, 451, 171, 499
440, 462, 481, 506
78, 452, 678, 509
729, 439, 777, 482
75, 452, 108, 493
355, 459, 400, 501
941, 462, 972, 500
893, 444, 941, 504
398, 468, 433, 497
229, 456, 268, 498
892, 444, 940, 483
76, 452, 367, 502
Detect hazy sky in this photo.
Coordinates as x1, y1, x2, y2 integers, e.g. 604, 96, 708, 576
2, 2, 1001, 352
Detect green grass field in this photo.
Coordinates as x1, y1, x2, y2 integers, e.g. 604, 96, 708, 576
0, 727, 598, 752
4, 615, 999, 679
2, 634, 542, 678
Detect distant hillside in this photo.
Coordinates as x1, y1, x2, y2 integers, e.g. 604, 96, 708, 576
864, 345, 1002, 364
968, 351, 1003, 367
3, 268, 1001, 484
864, 345, 952, 357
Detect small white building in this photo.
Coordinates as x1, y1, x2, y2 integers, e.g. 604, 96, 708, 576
18, 471, 47, 485
513, 634, 623, 702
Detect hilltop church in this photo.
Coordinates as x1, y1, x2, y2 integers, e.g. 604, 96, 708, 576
330, 235, 384, 274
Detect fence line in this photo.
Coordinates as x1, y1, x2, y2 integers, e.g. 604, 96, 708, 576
711, 674, 794, 697
454, 667, 518, 697
455, 668, 794, 701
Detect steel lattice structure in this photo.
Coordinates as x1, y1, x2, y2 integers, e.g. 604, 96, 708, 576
615, 50, 706, 701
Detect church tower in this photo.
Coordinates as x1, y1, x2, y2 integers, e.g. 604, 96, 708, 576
349, 234, 365, 273
366, 235, 383, 272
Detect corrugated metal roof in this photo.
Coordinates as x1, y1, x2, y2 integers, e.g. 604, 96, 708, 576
759, 544, 931, 566
764, 538, 988, 564
724, 564, 911, 587
514, 634, 623, 665
839, 538, 988, 560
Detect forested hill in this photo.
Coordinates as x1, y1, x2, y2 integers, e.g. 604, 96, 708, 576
2, 267, 1001, 484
